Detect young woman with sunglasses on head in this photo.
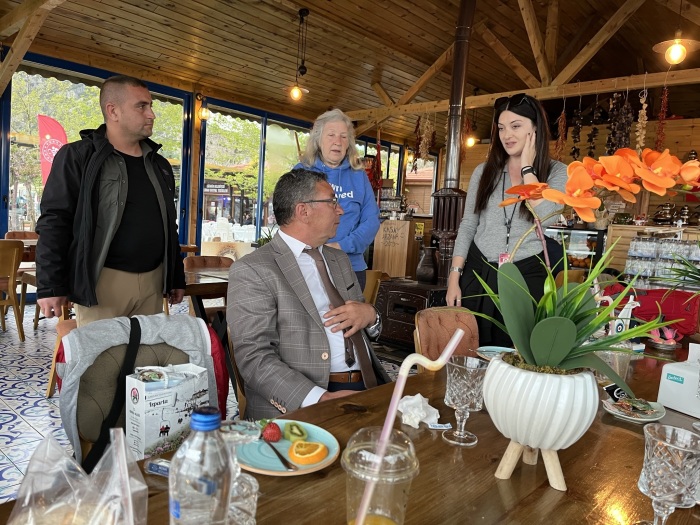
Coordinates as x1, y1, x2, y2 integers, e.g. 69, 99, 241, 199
445, 93, 567, 347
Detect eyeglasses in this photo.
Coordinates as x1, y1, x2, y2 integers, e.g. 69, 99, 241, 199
303, 197, 339, 209
494, 93, 534, 111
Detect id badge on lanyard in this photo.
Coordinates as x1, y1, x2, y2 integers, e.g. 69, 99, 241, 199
498, 252, 511, 267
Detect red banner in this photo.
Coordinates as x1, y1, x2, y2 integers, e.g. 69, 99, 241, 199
37, 115, 67, 185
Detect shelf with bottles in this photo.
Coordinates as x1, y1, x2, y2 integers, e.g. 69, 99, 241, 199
622, 237, 700, 288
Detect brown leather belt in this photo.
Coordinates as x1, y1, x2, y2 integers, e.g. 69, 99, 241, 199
328, 371, 363, 383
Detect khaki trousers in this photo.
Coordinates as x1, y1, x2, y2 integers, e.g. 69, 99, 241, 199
75, 265, 164, 327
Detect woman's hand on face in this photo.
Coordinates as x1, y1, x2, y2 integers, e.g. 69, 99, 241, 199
521, 131, 536, 168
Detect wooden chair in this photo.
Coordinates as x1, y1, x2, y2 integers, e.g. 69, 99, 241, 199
0, 239, 25, 342
554, 269, 587, 288
226, 325, 247, 419
183, 256, 233, 323
363, 270, 383, 305
5, 231, 39, 325
413, 307, 479, 372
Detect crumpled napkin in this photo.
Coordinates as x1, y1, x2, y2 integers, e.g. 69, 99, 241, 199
397, 393, 439, 428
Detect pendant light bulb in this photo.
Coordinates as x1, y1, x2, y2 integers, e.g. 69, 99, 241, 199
665, 38, 687, 64
466, 136, 476, 148
290, 84, 303, 101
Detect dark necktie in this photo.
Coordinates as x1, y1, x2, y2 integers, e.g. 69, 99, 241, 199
304, 247, 377, 388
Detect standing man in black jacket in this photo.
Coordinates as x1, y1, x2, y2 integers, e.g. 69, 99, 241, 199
35, 75, 185, 326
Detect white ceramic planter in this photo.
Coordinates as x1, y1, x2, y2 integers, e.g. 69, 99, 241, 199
483, 355, 599, 451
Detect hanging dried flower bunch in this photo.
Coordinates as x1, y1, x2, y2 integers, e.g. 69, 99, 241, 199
554, 108, 567, 161
418, 113, 434, 160
635, 90, 648, 155
619, 96, 634, 149
570, 104, 582, 161
605, 92, 621, 155
414, 116, 422, 160
586, 102, 603, 158
655, 86, 669, 152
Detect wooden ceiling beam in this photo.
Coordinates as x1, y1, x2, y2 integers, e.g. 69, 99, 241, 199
372, 82, 395, 107
473, 21, 540, 89
346, 67, 700, 121
0, 0, 64, 38
655, 0, 700, 26
544, 0, 559, 75
355, 43, 454, 136
0, 0, 65, 95
517, 0, 551, 85
552, 0, 646, 86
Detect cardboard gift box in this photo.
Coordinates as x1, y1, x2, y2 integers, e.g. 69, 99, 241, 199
657, 344, 700, 419
126, 363, 209, 460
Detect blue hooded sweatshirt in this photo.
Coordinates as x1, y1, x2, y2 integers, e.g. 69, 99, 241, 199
295, 158, 380, 271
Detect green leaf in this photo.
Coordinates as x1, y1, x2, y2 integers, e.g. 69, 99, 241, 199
559, 353, 634, 398
497, 263, 536, 363
530, 317, 577, 367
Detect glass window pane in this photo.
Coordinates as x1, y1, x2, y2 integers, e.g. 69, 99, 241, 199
264, 120, 309, 228
9, 70, 185, 232
202, 108, 262, 241
404, 155, 437, 215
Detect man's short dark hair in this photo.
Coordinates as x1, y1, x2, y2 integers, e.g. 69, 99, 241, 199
273, 169, 328, 226
100, 75, 149, 118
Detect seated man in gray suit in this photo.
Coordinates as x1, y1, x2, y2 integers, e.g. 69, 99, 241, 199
227, 168, 390, 420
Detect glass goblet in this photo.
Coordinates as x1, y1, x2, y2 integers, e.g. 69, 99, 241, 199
636, 423, 700, 525
221, 420, 261, 525
442, 356, 489, 447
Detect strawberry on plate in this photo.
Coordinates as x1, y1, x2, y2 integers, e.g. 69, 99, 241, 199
259, 419, 282, 443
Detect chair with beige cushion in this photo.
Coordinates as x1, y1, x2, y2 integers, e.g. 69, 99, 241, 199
413, 307, 479, 372
0, 239, 25, 341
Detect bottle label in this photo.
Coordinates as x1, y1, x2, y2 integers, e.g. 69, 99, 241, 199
169, 499, 181, 519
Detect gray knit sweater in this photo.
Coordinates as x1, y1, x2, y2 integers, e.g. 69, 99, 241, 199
453, 160, 568, 262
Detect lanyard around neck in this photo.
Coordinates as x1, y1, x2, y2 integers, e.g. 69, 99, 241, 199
502, 171, 518, 252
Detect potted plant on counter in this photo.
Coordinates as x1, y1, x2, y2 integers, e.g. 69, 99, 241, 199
474, 147, 699, 491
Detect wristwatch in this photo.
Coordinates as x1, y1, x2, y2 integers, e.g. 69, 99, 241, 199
521, 166, 537, 177
449, 266, 463, 275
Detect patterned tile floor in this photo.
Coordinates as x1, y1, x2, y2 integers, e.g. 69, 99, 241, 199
0, 302, 412, 504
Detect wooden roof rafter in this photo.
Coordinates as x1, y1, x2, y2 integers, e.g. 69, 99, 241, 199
0, 0, 65, 94
346, 67, 700, 121
354, 43, 455, 136
518, 0, 551, 86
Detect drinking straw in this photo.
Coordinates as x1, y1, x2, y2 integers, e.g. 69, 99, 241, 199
354, 328, 465, 525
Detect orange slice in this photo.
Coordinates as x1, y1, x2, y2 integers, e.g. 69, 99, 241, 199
288, 440, 328, 465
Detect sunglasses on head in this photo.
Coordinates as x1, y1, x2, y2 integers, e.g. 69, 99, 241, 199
494, 93, 534, 111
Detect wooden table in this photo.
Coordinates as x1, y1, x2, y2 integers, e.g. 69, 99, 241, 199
184, 268, 229, 320
4, 354, 696, 524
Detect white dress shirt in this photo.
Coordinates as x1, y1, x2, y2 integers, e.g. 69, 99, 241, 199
278, 230, 357, 406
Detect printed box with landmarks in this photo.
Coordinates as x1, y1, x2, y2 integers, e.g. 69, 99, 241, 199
126, 363, 209, 460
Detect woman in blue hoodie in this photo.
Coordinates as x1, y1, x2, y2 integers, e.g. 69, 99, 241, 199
296, 108, 380, 290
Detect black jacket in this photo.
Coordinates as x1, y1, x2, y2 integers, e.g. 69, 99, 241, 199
35, 125, 185, 306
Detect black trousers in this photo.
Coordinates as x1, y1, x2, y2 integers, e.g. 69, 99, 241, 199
459, 242, 548, 348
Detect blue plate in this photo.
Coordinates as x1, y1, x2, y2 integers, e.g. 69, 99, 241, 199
476, 346, 514, 361
237, 419, 339, 476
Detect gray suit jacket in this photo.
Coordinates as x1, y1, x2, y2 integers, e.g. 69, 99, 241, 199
227, 234, 390, 420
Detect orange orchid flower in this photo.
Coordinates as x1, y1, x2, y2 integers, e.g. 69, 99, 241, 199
596, 154, 641, 203
541, 162, 601, 222
617, 147, 679, 196
499, 183, 549, 207
679, 159, 700, 186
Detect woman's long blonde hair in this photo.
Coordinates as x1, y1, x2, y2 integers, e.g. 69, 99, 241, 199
300, 108, 363, 170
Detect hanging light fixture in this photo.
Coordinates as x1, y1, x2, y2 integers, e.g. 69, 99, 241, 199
196, 93, 210, 121
290, 8, 310, 101
653, 0, 700, 65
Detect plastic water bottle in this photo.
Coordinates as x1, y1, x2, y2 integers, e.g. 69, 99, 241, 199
169, 406, 231, 524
